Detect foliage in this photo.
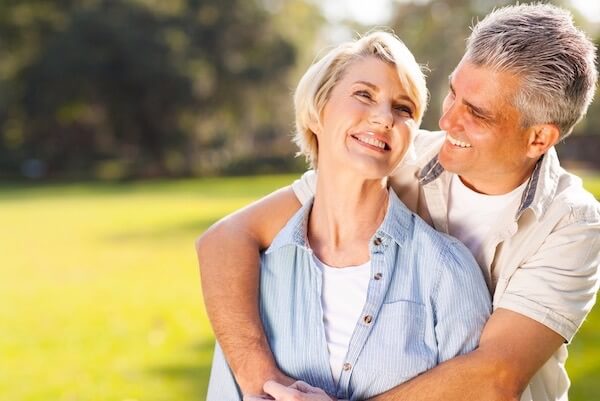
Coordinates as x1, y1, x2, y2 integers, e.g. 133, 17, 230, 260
1, 173, 599, 400
0, 0, 320, 178
0, 0, 597, 180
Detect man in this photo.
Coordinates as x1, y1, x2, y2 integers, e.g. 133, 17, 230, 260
196, 4, 600, 401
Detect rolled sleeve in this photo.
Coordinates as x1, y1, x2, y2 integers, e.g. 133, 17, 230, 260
291, 170, 317, 205
433, 240, 492, 362
497, 211, 600, 342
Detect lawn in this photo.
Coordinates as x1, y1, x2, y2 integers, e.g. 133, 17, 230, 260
1, 173, 599, 401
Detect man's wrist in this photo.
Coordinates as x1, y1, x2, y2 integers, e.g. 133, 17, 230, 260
234, 357, 292, 395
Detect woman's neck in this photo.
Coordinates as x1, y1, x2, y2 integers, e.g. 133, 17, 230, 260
308, 169, 389, 267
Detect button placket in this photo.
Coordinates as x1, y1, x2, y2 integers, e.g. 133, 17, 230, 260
338, 235, 390, 394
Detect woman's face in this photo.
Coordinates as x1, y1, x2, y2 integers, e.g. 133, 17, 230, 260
312, 56, 417, 179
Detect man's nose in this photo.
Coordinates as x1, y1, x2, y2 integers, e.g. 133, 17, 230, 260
439, 100, 461, 132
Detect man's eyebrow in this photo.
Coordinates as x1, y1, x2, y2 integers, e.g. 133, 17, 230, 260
463, 98, 493, 120
448, 77, 493, 120
354, 80, 416, 108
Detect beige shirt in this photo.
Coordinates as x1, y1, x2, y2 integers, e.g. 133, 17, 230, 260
292, 130, 600, 401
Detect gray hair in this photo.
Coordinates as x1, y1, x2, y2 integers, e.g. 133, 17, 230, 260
465, 3, 597, 139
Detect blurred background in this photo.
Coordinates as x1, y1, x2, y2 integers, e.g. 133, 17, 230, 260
1, 0, 598, 400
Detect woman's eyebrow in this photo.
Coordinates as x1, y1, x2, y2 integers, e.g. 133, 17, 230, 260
353, 80, 379, 90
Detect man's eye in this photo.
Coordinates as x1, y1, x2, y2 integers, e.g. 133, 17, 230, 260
468, 108, 484, 120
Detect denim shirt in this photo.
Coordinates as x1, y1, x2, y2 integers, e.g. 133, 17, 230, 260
207, 189, 491, 401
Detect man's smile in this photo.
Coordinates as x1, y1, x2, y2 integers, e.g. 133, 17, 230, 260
446, 133, 472, 148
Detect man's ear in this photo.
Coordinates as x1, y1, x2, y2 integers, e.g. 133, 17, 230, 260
526, 124, 560, 159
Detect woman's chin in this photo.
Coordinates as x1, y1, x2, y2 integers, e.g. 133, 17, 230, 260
348, 156, 396, 180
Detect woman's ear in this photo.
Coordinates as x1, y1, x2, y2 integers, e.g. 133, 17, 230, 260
526, 123, 560, 159
308, 115, 321, 137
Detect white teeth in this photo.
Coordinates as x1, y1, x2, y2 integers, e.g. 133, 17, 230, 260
447, 134, 472, 148
355, 135, 386, 149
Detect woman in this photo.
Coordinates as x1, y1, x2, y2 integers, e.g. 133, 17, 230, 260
206, 31, 490, 401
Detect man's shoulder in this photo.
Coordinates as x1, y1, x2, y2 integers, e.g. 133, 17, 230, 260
411, 129, 446, 165
553, 169, 600, 222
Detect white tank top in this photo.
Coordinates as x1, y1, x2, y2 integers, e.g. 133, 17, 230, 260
312, 254, 371, 385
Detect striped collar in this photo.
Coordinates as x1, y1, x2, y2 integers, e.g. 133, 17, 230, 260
417, 147, 562, 219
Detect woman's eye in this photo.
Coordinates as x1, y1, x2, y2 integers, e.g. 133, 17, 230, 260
354, 90, 372, 100
394, 105, 413, 117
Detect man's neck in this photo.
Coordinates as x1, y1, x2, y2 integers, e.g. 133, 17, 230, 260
458, 163, 536, 195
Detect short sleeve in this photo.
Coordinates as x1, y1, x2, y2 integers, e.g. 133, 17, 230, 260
291, 170, 317, 205
496, 210, 600, 342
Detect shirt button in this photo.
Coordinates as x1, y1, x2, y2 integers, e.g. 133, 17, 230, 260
343, 362, 352, 371
363, 315, 373, 324
374, 272, 382, 280
373, 237, 383, 246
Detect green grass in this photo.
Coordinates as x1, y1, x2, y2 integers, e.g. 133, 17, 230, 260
0, 175, 299, 401
1, 173, 598, 401
566, 172, 600, 401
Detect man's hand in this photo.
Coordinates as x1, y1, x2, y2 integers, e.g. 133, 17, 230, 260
239, 369, 295, 398
245, 380, 339, 401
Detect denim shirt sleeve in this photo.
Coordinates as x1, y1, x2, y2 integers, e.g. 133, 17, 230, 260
432, 239, 492, 362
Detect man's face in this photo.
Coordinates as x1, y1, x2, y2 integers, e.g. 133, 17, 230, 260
438, 58, 536, 195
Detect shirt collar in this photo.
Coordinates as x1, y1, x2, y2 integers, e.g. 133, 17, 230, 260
265, 198, 313, 254
418, 147, 563, 220
376, 188, 412, 246
265, 188, 413, 255
515, 147, 561, 219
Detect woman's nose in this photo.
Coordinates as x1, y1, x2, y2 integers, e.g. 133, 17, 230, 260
369, 104, 394, 130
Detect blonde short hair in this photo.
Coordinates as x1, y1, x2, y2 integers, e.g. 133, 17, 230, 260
293, 31, 428, 168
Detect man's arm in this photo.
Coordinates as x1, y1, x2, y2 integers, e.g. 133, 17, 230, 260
366, 209, 600, 401
196, 186, 301, 395
259, 309, 564, 401
368, 308, 564, 401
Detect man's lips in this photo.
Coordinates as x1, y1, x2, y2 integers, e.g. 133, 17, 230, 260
446, 133, 472, 148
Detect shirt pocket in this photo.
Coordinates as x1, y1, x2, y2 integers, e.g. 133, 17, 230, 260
369, 300, 431, 380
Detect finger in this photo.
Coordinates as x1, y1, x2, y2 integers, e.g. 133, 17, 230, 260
244, 395, 274, 401
289, 380, 322, 394
263, 380, 299, 398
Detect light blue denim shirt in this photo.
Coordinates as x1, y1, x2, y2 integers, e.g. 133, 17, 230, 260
207, 189, 491, 401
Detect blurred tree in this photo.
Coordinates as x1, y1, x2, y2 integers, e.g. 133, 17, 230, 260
1, 0, 594, 178
0, 0, 312, 178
